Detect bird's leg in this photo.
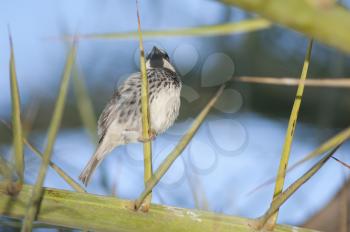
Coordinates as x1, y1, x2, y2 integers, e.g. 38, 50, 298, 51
137, 128, 157, 143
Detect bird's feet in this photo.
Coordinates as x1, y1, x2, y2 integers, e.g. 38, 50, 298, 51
138, 129, 157, 143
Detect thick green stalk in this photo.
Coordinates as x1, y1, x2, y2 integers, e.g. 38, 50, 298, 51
0, 185, 318, 232
221, 0, 350, 53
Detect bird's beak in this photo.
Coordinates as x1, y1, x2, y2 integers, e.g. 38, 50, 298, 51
147, 46, 162, 60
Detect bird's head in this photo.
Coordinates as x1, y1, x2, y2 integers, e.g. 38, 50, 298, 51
146, 46, 175, 72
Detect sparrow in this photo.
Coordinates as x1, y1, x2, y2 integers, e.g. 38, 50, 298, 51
79, 46, 182, 186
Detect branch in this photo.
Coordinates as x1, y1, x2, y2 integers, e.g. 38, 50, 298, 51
0, 185, 319, 232
236, 77, 350, 88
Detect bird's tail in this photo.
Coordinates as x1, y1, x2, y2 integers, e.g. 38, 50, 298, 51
79, 142, 113, 186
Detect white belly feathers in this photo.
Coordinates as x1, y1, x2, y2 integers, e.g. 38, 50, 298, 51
150, 87, 181, 134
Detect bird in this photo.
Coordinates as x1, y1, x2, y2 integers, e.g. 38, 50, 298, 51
79, 46, 182, 186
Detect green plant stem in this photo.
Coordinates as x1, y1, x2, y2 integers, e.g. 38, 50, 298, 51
21, 42, 77, 232
134, 84, 225, 210
267, 39, 313, 229
136, 0, 153, 211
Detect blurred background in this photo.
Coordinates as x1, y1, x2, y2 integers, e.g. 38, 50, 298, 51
0, 0, 349, 231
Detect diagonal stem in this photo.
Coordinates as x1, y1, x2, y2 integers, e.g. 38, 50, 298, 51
134, 84, 225, 210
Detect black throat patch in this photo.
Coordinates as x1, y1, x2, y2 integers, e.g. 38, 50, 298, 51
149, 56, 164, 68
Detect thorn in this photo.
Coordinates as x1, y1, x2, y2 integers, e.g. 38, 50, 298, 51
331, 156, 350, 169
7, 24, 13, 48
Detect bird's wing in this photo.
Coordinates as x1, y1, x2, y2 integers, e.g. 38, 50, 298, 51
97, 73, 141, 143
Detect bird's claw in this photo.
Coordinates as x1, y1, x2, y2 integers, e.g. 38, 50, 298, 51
138, 129, 157, 143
